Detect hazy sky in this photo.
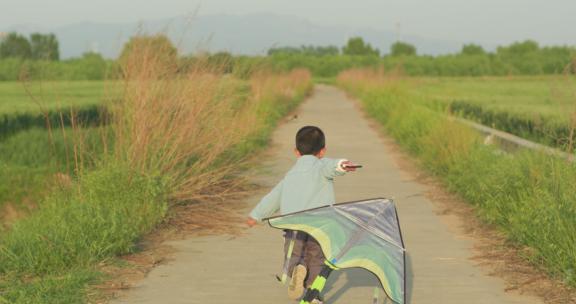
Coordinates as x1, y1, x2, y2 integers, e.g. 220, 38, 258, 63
2, 0, 576, 45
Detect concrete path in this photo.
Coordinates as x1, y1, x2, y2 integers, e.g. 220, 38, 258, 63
112, 85, 542, 304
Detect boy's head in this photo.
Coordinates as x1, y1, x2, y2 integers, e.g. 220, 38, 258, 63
295, 126, 326, 157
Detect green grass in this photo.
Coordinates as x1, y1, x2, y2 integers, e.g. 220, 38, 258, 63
0, 127, 108, 211
0, 165, 167, 304
0, 81, 106, 115
339, 76, 576, 287
0, 270, 97, 304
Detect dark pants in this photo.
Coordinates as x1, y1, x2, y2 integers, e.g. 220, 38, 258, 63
283, 230, 326, 288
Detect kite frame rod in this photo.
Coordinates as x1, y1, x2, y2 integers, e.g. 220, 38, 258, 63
333, 208, 406, 251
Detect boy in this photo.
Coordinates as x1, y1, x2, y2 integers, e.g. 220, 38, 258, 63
247, 126, 357, 303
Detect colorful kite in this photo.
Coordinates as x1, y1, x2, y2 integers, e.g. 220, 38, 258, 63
266, 198, 406, 304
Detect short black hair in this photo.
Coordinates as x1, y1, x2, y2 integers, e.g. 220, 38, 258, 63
296, 126, 325, 155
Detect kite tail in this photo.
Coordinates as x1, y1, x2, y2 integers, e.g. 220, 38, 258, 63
299, 261, 338, 304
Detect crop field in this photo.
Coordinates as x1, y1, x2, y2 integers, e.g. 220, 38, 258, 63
405, 76, 576, 148
0, 81, 106, 114
411, 76, 575, 118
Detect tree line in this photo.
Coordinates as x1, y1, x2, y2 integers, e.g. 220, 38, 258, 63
267, 37, 576, 77
1, 32, 575, 81
0, 32, 60, 60
268, 37, 415, 57
0, 32, 111, 81
0, 32, 257, 81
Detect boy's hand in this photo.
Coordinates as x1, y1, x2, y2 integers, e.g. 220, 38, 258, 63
341, 160, 360, 172
246, 217, 258, 227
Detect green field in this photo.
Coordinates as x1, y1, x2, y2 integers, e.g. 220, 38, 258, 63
0, 81, 106, 114
411, 76, 576, 120
382, 75, 576, 148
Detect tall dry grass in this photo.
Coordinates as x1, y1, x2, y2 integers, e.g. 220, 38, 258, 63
112, 39, 311, 203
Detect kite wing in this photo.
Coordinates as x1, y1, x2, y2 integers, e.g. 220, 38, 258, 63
266, 198, 406, 304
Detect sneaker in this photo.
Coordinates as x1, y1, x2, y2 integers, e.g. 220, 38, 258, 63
288, 264, 307, 300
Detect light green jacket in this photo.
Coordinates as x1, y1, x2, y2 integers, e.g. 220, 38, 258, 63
249, 155, 346, 221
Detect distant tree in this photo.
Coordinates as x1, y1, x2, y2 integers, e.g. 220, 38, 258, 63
342, 37, 379, 56
30, 33, 59, 60
461, 44, 485, 56
539, 46, 575, 73
119, 34, 178, 69
0, 32, 32, 59
497, 40, 539, 56
78, 52, 107, 80
390, 41, 416, 56
495, 40, 542, 74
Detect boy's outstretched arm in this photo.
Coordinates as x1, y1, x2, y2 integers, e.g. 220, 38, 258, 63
247, 179, 283, 226
320, 158, 357, 179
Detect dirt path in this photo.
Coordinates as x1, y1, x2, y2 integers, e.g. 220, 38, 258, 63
111, 85, 542, 304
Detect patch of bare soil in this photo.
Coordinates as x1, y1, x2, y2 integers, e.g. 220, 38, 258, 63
354, 98, 576, 304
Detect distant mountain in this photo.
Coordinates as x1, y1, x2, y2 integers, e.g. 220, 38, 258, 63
2, 14, 476, 59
